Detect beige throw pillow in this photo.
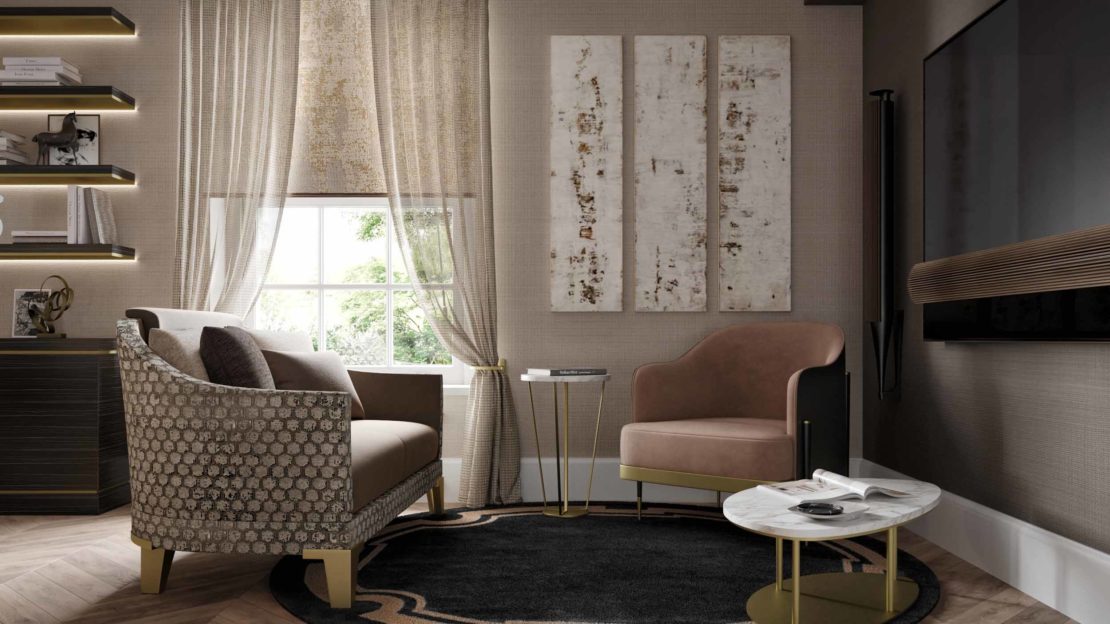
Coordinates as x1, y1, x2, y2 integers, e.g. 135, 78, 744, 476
245, 328, 315, 352
148, 328, 210, 381
262, 350, 365, 419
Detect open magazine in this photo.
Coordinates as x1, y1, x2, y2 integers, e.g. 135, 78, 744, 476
758, 469, 912, 503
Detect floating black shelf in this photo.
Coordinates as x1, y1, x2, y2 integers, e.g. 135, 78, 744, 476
0, 7, 135, 36
0, 243, 135, 260
0, 86, 135, 110
0, 165, 135, 186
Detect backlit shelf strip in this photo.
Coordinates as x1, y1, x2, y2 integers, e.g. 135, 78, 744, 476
0, 244, 135, 260
0, 8, 136, 36
0, 86, 135, 110
0, 165, 135, 186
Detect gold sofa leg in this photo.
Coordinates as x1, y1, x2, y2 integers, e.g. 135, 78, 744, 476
131, 536, 174, 594
427, 475, 445, 515
303, 548, 357, 608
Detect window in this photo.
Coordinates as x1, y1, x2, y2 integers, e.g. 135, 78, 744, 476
254, 196, 466, 385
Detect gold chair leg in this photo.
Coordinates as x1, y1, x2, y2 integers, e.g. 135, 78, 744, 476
303, 548, 357, 609
427, 475, 445, 515
131, 536, 174, 594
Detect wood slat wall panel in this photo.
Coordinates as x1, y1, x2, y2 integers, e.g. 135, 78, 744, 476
909, 224, 1110, 303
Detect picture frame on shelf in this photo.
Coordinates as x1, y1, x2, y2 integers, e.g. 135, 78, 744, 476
12, 288, 50, 338
47, 113, 99, 166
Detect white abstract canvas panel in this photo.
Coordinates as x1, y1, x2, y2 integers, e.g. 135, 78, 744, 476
718, 35, 791, 311
634, 36, 707, 312
550, 35, 623, 312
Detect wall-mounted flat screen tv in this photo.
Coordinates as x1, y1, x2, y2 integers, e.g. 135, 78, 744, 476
923, 0, 1110, 341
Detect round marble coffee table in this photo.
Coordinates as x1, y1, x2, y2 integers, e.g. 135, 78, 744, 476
723, 478, 940, 624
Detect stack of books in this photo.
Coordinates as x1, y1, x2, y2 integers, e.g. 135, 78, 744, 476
66, 185, 118, 244
11, 230, 68, 244
0, 130, 30, 165
0, 57, 82, 86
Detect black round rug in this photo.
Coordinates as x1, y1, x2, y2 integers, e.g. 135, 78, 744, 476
270, 503, 940, 623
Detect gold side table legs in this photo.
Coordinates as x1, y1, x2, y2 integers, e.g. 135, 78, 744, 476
746, 527, 919, 623
525, 380, 606, 518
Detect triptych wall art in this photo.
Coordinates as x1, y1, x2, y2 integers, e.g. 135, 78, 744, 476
549, 35, 792, 313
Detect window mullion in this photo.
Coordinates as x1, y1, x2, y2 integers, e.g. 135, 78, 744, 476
385, 207, 394, 367
318, 206, 326, 350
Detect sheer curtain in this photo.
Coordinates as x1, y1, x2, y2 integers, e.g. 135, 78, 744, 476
370, 0, 520, 506
174, 0, 300, 316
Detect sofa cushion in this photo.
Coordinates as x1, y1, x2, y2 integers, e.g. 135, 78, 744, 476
351, 420, 439, 510
261, 350, 365, 419
246, 328, 314, 352
199, 326, 276, 389
619, 417, 794, 482
148, 328, 209, 381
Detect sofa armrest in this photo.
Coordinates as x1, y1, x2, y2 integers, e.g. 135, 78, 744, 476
785, 352, 849, 478
116, 320, 355, 528
348, 370, 443, 435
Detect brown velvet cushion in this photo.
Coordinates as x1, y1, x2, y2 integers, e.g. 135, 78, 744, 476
199, 326, 275, 389
620, 417, 795, 482
261, 350, 365, 419
350, 419, 439, 510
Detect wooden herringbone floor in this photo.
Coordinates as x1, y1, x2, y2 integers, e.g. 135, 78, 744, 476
0, 503, 1076, 624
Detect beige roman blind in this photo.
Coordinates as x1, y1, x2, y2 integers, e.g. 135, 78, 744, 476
909, 224, 1110, 303
288, 0, 385, 195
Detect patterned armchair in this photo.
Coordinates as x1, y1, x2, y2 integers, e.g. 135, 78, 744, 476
116, 315, 444, 608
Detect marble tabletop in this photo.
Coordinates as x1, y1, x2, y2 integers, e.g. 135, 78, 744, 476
520, 373, 610, 383
723, 478, 941, 541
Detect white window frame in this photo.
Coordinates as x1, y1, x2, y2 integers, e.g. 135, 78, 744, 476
254, 196, 468, 387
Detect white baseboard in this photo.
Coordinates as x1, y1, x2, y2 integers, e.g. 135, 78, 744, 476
853, 458, 1110, 624
441, 457, 722, 506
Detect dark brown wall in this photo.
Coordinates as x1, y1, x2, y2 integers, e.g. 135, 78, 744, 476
863, 0, 1110, 553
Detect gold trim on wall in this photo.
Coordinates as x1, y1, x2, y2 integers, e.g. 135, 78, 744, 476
909, 224, 1110, 304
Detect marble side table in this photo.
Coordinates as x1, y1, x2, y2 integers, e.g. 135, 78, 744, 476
724, 478, 941, 623
520, 372, 610, 518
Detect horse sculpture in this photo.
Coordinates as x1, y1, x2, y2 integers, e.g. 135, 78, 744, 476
31, 112, 79, 165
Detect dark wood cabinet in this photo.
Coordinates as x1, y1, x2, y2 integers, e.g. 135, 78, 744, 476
0, 338, 129, 514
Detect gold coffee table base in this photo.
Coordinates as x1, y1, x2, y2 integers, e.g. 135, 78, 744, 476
747, 573, 919, 624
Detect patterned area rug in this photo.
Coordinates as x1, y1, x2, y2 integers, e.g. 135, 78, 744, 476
270, 503, 940, 623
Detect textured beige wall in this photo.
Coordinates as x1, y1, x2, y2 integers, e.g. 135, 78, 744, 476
0, 0, 179, 337
490, 0, 863, 457
863, 0, 1110, 553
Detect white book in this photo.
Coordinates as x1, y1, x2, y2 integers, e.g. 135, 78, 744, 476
0, 149, 28, 163
0, 139, 21, 149
758, 469, 913, 503
0, 130, 26, 144
12, 236, 68, 244
66, 185, 78, 244
0, 81, 65, 86
0, 69, 81, 84
2, 57, 79, 73
76, 187, 92, 244
3, 65, 80, 79
12, 230, 68, 237
87, 188, 117, 244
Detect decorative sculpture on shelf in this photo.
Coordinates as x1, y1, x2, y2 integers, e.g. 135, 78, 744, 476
31, 112, 79, 166
29, 275, 74, 338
